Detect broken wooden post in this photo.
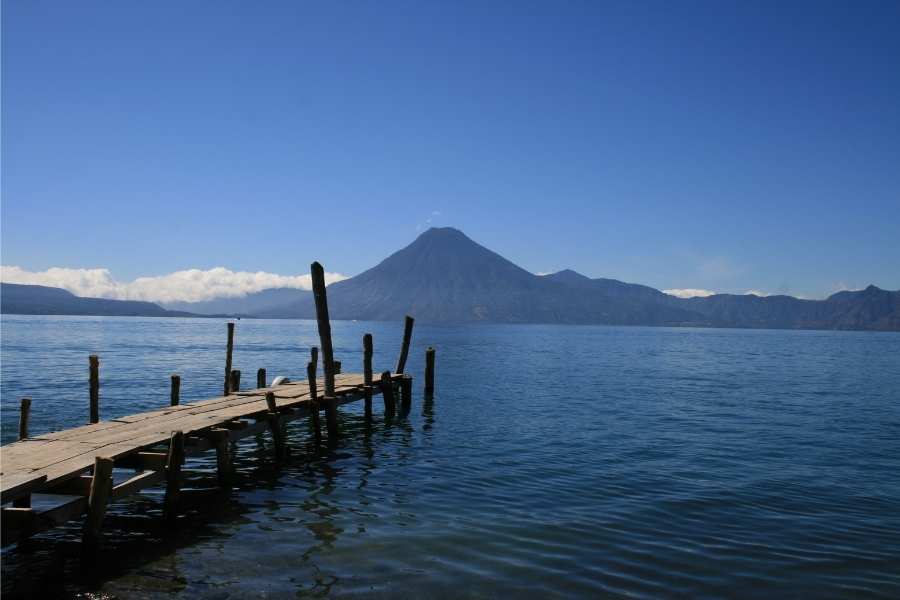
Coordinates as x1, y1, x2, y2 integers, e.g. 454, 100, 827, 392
265, 392, 286, 460
307, 361, 322, 447
82, 456, 114, 549
363, 333, 373, 420
230, 369, 241, 392
396, 315, 414, 374
89, 355, 100, 424
170, 374, 181, 407
164, 430, 185, 522
310, 262, 335, 397
311, 346, 318, 371
13, 398, 33, 508
224, 322, 235, 396
425, 347, 436, 394
380, 371, 396, 417
400, 375, 413, 414
257, 368, 266, 389
334, 360, 342, 374
210, 428, 232, 487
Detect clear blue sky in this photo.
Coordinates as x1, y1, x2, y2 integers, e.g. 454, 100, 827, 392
3, 1, 899, 298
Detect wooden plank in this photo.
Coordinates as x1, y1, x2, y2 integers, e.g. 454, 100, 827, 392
1, 474, 47, 504
112, 470, 165, 499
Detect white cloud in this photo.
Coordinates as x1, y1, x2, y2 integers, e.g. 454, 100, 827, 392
1, 265, 348, 303
663, 288, 717, 298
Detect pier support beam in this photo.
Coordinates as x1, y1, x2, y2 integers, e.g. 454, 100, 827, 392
13, 398, 33, 508
380, 371, 396, 418
323, 396, 339, 441
257, 368, 266, 389
396, 316, 414, 375
224, 322, 235, 396
82, 456, 114, 549
89, 355, 100, 424
210, 428, 232, 486
164, 431, 185, 522
310, 262, 336, 397
363, 334, 373, 421
265, 392, 286, 460
307, 361, 322, 447
400, 375, 412, 414
230, 369, 241, 393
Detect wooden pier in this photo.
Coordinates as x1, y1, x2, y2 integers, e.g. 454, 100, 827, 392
0, 261, 435, 549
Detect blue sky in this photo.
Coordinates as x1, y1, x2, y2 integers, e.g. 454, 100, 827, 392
3, 1, 899, 301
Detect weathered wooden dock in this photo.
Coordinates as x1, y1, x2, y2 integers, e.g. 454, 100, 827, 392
0, 262, 435, 549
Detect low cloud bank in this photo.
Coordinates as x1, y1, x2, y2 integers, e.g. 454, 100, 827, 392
0, 266, 348, 303
663, 288, 717, 298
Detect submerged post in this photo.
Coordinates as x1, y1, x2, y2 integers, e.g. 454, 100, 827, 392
396, 316, 415, 374
310, 262, 335, 397
400, 375, 412, 414
170, 374, 181, 407
164, 430, 185, 522
224, 322, 235, 396
380, 371, 396, 417
257, 368, 266, 389
424, 347, 436, 395
82, 456, 114, 549
265, 392, 285, 460
307, 361, 322, 447
230, 369, 241, 392
89, 355, 100, 424
363, 334, 373, 420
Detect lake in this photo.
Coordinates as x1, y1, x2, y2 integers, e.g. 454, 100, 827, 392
2, 315, 899, 598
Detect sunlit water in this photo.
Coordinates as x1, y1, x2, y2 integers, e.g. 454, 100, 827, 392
2, 315, 899, 599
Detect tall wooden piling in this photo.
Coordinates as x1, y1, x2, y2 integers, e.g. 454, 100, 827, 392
164, 430, 185, 522
89, 355, 100, 424
307, 361, 322, 447
310, 262, 336, 397
363, 334, 373, 420
82, 456, 114, 549
170, 374, 181, 407
230, 369, 241, 392
425, 347, 435, 394
257, 368, 266, 389
210, 428, 232, 486
380, 371, 396, 417
396, 315, 415, 374
224, 322, 235, 396
265, 392, 285, 460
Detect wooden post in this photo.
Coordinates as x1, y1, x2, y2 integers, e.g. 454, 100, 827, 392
307, 361, 322, 447
82, 456, 114, 548
380, 371, 396, 417
265, 392, 285, 460
310, 262, 335, 396
363, 334, 373, 421
396, 315, 414, 374
164, 430, 185, 522
400, 375, 413, 414
424, 347, 435, 394
18, 397, 31, 440
257, 368, 266, 389
210, 428, 232, 486
13, 398, 33, 508
311, 346, 318, 371
89, 355, 100, 424
230, 369, 241, 392
323, 395, 339, 440
334, 360, 341, 375
224, 322, 235, 396
170, 374, 181, 407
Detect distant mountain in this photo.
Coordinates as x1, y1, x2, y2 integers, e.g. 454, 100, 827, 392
163, 288, 310, 316
0, 283, 195, 317
255, 227, 900, 331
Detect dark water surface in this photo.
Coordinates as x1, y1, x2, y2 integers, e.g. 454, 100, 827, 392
2, 315, 899, 598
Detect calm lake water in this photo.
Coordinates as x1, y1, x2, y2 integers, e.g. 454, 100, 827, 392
2, 315, 899, 599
